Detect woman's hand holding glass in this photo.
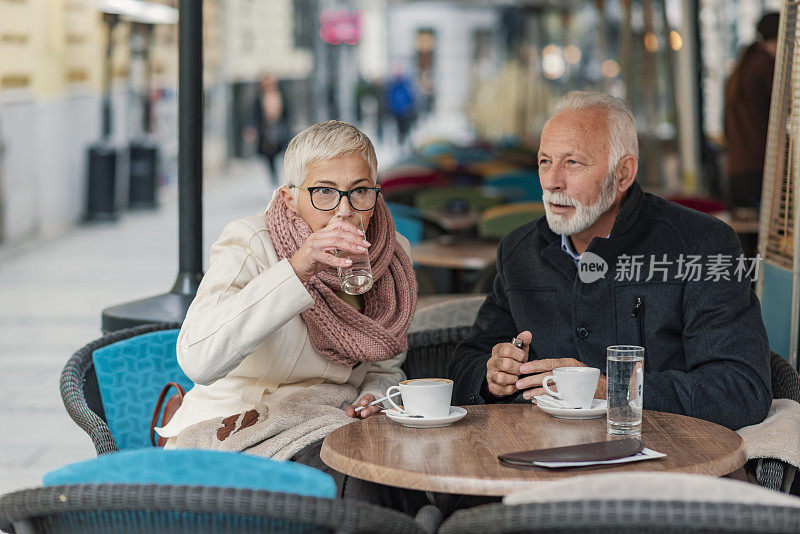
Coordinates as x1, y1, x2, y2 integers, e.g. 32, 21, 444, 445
289, 216, 371, 283
345, 394, 382, 419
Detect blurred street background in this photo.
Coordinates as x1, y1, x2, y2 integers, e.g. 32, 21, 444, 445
0, 0, 784, 493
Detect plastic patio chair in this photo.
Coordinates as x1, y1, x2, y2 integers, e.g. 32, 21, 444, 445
379, 173, 450, 192
483, 171, 542, 203
418, 140, 456, 158
477, 202, 546, 240
60, 322, 185, 454
386, 201, 445, 243
413, 186, 505, 212
379, 164, 437, 183
380, 175, 452, 206
392, 213, 424, 244
667, 195, 727, 214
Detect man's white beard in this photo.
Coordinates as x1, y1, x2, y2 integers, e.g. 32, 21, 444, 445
543, 172, 617, 236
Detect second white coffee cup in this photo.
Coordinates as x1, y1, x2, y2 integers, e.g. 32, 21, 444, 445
386, 378, 453, 418
542, 367, 601, 409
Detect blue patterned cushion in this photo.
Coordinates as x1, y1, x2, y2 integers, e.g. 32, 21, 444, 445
43, 449, 336, 498
92, 330, 193, 450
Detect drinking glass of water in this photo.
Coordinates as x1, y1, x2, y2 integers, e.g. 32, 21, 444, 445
606, 345, 644, 436
332, 212, 373, 295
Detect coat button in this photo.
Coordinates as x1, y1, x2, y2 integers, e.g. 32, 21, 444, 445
468, 393, 477, 403
576, 327, 590, 339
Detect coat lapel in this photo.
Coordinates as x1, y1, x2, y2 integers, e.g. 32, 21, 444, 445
537, 225, 577, 282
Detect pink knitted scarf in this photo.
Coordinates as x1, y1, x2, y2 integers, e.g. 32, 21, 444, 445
266, 193, 417, 366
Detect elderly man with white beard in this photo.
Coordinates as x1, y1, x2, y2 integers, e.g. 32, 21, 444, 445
448, 91, 771, 430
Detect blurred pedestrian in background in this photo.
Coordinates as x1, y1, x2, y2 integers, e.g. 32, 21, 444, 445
724, 12, 780, 209
385, 71, 417, 149
253, 74, 291, 187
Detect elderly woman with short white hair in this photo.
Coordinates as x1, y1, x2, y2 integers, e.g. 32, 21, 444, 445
157, 121, 422, 511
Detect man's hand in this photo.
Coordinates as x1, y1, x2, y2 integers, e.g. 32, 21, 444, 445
345, 394, 382, 419
486, 331, 532, 397
515, 357, 607, 400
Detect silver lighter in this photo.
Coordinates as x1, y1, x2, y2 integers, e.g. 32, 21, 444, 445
511, 337, 524, 349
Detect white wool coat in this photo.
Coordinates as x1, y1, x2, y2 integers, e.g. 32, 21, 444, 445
157, 213, 410, 439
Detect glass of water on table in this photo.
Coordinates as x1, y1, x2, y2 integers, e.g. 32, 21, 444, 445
332, 212, 373, 295
606, 345, 644, 436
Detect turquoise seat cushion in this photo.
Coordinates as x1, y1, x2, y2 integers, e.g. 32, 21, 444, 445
43, 449, 336, 498
386, 201, 423, 220
484, 172, 542, 202
92, 329, 193, 450
393, 214, 424, 245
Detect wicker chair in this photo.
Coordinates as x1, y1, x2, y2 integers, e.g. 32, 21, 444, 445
403, 295, 480, 379
0, 484, 442, 534
408, 295, 484, 334
437, 499, 800, 533
751, 353, 800, 493
63, 320, 476, 453
60, 323, 183, 455
439, 471, 800, 533
771, 353, 800, 402
403, 326, 473, 380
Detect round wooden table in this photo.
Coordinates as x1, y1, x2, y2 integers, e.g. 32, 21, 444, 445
411, 239, 498, 270
422, 208, 482, 233
321, 404, 746, 496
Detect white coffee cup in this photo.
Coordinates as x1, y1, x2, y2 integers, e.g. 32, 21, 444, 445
386, 378, 453, 419
542, 367, 601, 409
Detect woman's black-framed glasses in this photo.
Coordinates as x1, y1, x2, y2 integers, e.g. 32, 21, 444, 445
290, 185, 381, 211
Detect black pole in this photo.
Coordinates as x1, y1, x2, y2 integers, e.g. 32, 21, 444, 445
102, 14, 117, 139
690, 0, 709, 193
101, 2, 204, 332
85, 13, 119, 222
171, 0, 204, 295
143, 24, 154, 135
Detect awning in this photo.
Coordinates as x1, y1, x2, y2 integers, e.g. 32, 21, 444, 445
98, 0, 178, 24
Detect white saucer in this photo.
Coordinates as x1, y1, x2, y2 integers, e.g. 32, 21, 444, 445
384, 406, 467, 428
535, 399, 607, 419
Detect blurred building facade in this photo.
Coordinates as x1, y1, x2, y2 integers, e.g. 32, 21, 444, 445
0, 0, 106, 243
0, 0, 316, 246
0, 0, 785, 246
385, 2, 499, 141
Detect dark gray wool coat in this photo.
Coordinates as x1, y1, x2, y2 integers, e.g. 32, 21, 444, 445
449, 182, 772, 430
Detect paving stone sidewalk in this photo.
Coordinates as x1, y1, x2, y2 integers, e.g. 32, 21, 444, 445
0, 160, 276, 494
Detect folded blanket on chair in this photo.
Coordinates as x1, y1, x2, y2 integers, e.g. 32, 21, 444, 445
737, 398, 800, 469
174, 383, 358, 460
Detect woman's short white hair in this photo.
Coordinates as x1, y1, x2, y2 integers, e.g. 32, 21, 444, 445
283, 120, 377, 191
551, 91, 638, 174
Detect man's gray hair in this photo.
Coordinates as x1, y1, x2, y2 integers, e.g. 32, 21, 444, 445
551, 91, 638, 173
284, 120, 377, 190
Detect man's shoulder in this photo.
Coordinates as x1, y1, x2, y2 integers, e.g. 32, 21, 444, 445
642, 193, 735, 246
499, 218, 549, 259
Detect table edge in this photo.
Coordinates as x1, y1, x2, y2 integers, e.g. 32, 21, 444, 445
320, 408, 749, 497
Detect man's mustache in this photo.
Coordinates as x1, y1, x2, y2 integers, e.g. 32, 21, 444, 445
543, 191, 580, 208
